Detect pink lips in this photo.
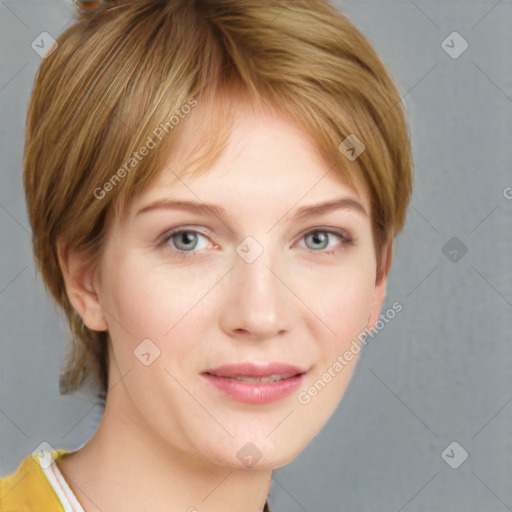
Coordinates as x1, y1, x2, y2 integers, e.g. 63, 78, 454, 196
202, 362, 306, 405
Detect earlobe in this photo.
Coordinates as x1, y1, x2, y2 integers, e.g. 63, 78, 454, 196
57, 240, 108, 332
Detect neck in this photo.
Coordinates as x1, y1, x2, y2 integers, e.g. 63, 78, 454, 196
58, 383, 272, 512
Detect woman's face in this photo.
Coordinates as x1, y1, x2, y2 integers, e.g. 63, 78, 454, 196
86, 106, 387, 470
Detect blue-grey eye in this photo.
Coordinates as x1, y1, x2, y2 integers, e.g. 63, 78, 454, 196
170, 231, 209, 252
305, 231, 329, 250
302, 229, 353, 253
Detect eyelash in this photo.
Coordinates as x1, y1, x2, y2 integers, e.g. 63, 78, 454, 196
157, 227, 355, 260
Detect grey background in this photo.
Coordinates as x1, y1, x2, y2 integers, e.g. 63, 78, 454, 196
1, 1, 511, 511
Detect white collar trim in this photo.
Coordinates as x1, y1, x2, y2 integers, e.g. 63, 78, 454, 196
35, 450, 86, 512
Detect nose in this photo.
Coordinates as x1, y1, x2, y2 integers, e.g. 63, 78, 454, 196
217, 245, 294, 340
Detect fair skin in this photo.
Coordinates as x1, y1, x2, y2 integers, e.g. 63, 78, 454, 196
58, 104, 391, 512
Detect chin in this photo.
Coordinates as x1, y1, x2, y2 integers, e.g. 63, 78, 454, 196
203, 429, 313, 471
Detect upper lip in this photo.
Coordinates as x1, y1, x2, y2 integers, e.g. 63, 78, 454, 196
204, 362, 306, 378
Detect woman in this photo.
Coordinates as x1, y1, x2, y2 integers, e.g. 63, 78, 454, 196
0, 0, 412, 510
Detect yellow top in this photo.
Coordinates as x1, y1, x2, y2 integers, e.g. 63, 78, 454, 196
0, 449, 71, 511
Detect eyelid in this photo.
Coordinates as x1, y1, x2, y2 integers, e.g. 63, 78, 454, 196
298, 226, 353, 241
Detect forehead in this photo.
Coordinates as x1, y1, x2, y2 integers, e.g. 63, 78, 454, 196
132, 104, 369, 213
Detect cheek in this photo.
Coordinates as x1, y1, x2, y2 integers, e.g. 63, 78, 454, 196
99, 253, 224, 380
103, 262, 162, 337
327, 271, 375, 336
98, 254, 211, 393
298, 258, 377, 345
101, 253, 206, 339
293, 265, 376, 427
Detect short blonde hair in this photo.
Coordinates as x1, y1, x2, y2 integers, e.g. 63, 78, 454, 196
23, 0, 413, 395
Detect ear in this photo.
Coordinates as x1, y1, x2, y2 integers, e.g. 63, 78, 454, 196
57, 240, 108, 332
367, 238, 394, 329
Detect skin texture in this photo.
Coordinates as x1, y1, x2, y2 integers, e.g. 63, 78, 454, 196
58, 104, 390, 512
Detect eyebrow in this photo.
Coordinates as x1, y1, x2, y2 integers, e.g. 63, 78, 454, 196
135, 197, 368, 224
294, 197, 368, 219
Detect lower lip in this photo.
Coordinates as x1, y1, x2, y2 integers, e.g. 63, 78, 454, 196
202, 373, 305, 405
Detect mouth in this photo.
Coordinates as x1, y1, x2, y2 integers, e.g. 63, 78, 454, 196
202, 362, 307, 404
215, 374, 297, 383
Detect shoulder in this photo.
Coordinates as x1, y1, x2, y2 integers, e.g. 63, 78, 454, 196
0, 449, 68, 512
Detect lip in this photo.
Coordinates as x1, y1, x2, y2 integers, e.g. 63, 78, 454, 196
202, 362, 307, 405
